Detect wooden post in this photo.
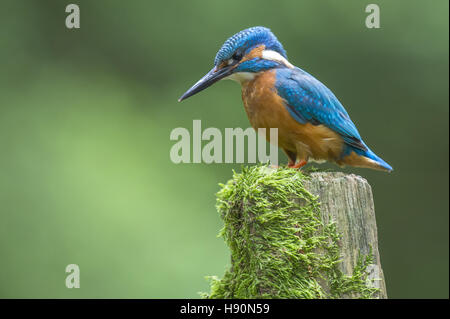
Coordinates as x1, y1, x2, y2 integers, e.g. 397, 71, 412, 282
206, 167, 387, 299
304, 172, 387, 298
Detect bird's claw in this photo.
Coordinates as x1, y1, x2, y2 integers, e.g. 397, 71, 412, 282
287, 160, 308, 169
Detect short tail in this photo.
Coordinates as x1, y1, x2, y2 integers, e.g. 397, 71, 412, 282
355, 147, 393, 172
340, 144, 393, 172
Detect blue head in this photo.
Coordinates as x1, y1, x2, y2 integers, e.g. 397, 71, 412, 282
214, 26, 287, 66
179, 26, 292, 101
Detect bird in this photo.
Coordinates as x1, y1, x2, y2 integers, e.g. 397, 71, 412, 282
178, 26, 392, 172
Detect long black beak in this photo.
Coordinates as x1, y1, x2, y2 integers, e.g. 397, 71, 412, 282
178, 65, 233, 102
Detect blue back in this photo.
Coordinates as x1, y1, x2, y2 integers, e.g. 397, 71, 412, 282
275, 67, 366, 151
275, 67, 393, 171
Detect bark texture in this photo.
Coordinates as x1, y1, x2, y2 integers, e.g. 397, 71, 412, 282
304, 172, 387, 298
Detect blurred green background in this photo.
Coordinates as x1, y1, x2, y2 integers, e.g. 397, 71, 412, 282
0, 0, 448, 298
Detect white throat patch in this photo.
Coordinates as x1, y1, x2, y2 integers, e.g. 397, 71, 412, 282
226, 72, 255, 83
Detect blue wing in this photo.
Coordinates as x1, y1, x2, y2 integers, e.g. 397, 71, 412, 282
275, 67, 367, 151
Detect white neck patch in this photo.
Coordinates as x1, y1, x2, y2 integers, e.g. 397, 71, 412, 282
261, 50, 294, 68
226, 72, 256, 83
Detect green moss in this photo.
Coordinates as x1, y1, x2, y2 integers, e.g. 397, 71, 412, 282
202, 165, 379, 299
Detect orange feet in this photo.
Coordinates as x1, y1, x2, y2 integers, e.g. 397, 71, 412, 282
287, 160, 308, 169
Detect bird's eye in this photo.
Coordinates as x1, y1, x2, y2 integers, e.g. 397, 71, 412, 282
232, 52, 243, 61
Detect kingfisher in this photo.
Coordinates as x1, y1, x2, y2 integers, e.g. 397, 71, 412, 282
178, 27, 392, 172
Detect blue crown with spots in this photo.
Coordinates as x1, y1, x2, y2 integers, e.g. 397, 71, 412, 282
214, 26, 287, 66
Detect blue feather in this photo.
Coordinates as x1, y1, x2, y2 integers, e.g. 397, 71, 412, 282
275, 67, 365, 150
348, 146, 393, 171
214, 27, 286, 66
275, 67, 392, 171
235, 58, 280, 73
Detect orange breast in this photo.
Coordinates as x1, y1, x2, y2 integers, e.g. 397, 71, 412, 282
241, 70, 344, 162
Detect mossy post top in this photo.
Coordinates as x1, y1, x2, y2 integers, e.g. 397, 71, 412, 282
204, 165, 386, 299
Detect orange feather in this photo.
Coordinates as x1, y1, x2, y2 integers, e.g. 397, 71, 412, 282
241, 70, 345, 164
